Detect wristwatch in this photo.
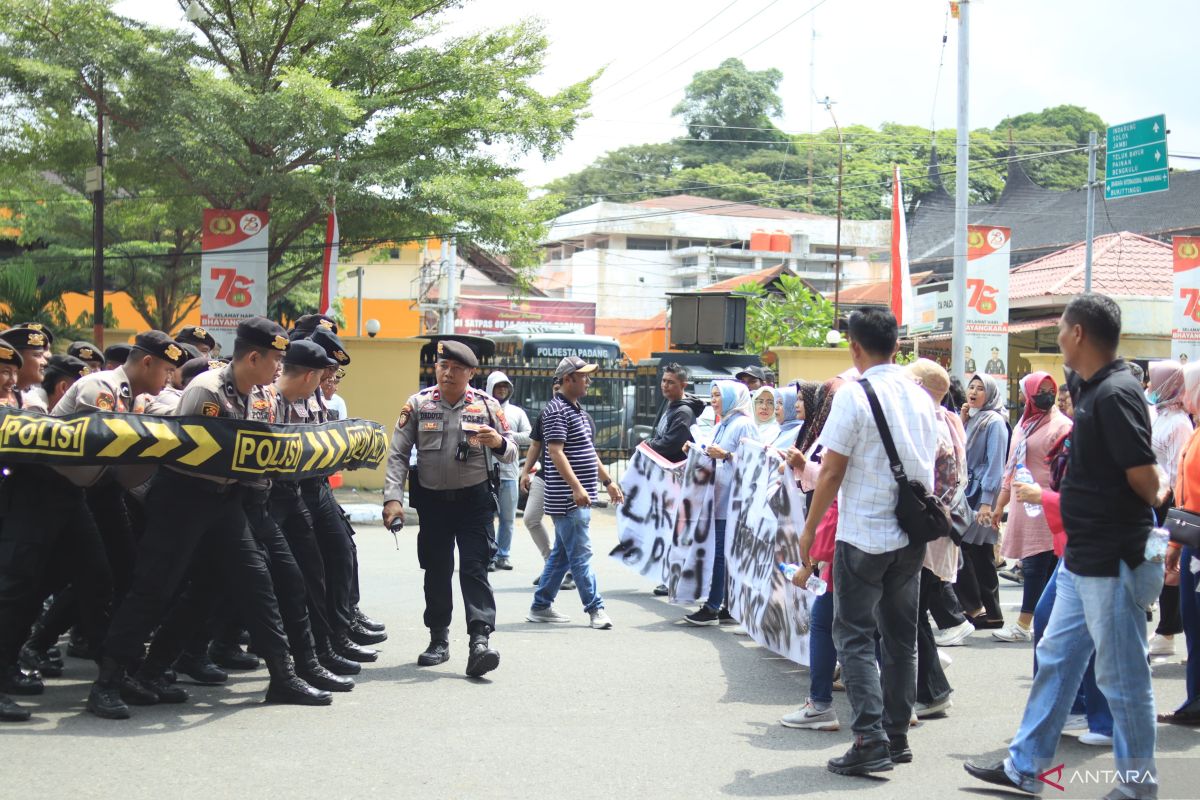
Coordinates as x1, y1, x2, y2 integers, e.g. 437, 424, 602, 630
602, 478, 612, 487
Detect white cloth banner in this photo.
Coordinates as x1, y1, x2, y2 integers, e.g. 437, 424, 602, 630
725, 439, 814, 665
611, 444, 681, 581
665, 446, 717, 605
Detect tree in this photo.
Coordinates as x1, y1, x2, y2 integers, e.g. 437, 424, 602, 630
0, 0, 593, 329
672, 58, 788, 151
738, 274, 835, 355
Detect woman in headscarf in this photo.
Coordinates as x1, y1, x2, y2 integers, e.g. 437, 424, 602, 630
990, 371, 1073, 643
1158, 360, 1200, 726
772, 384, 802, 449
751, 386, 781, 443
1147, 361, 1194, 658
953, 372, 1009, 630
905, 359, 965, 717
683, 380, 757, 626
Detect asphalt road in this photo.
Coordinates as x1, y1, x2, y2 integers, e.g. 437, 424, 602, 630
2, 507, 1197, 799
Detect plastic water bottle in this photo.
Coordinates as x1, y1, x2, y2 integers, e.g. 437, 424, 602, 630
778, 563, 828, 596
1145, 527, 1170, 563
1014, 463, 1042, 518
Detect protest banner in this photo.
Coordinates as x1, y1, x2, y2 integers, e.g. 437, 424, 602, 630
611, 443, 681, 581
666, 446, 717, 604
725, 439, 813, 665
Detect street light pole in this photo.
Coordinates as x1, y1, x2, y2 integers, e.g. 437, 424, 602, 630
821, 96, 844, 327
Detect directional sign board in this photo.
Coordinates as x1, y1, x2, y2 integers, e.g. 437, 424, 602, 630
1106, 115, 1169, 200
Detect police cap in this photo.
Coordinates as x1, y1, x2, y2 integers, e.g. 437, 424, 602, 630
133, 331, 190, 368
236, 317, 289, 353
104, 344, 132, 365
286, 339, 338, 370
0, 341, 23, 369
435, 339, 478, 369
177, 325, 216, 350
44, 354, 88, 382
0, 326, 51, 352
310, 329, 351, 366
180, 357, 219, 385
179, 342, 203, 362
292, 314, 338, 336
16, 322, 54, 345
68, 341, 104, 367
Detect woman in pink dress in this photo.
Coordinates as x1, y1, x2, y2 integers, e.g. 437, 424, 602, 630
990, 371, 1074, 643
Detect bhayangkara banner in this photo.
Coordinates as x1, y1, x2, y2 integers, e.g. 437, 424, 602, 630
0, 408, 387, 479
725, 439, 814, 666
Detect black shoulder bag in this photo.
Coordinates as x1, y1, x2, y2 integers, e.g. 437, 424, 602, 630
1164, 460, 1200, 548
860, 378, 951, 545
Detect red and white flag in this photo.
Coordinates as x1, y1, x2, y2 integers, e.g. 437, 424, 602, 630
890, 165, 913, 327
319, 208, 339, 316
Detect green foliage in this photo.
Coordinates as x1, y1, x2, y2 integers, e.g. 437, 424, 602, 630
0, 0, 593, 329
671, 58, 787, 152
0, 250, 115, 342
738, 274, 835, 355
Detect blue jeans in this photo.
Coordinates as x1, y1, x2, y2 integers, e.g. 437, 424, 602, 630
705, 519, 728, 612
1020, 549, 1058, 615
1180, 546, 1199, 710
1005, 560, 1163, 797
809, 587, 837, 706
493, 479, 517, 559
532, 507, 603, 613
1033, 560, 1113, 736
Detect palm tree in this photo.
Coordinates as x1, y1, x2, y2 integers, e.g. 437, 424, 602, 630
0, 253, 100, 344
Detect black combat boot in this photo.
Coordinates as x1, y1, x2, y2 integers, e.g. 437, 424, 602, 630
353, 607, 386, 633
21, 621, 64, 677
66, 627, 97, 660
130, 666, 189, 704
465, 633, 499, 678
296, 649, 354, 692
333, 631, 378, 663
316, 635, 361, 676
264, 653, 332, 706
86, 657, 131, 720
348, 622, 387, 646
0, 693, 29, 722
416, 629, 450, 667
173, 650, 229, 685
210, 640, 260, 671
0, 662, 43, 696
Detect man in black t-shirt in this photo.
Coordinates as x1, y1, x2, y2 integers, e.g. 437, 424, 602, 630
966, 294, 1164, 798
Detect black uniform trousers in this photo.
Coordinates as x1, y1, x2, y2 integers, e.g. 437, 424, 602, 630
270, 482, 333, 641
916, 568, 954, 705
300, 477, 356, 636
414, 481, 497, 635
243, 485, 316, 654
103, 469, 290, 667
0, 469, 113, 667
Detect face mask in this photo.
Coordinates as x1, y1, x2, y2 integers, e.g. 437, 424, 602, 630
1032, 392, 1055, 411
1146, 389, 1160, 405
967, 406, 980, 417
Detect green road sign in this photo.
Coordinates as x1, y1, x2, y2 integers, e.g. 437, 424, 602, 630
1105, 114, 1169, 200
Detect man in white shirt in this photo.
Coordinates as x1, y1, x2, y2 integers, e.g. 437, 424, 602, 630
800, 306, 938, 776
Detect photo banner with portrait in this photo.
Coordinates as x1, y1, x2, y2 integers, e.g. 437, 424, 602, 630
725, 439, 814, 666
963, 224, 1011, 396
1172, 236, 1200, 365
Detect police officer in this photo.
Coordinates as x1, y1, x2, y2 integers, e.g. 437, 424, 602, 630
103, 343, 131, 370
91, 318, 331, 720
0, 342, 21, 407
0, 325, 51, 409
176, 325, 217, 356
384, 340, 516, 678
67, 341, 105, 374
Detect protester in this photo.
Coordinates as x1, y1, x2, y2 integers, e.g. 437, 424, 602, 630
485, 371, 533, 572
644, 363, 704, 463
952, 372, 1008, 631
989, 372, 1073, 643
966, 293, 1163, 799
751, 386, 781, 443
799, 307, 938, 775
1158, 360, 1200, 726
773, 384, 802, 449
1057, 382, 1074, 418
683, 380, 756, 626
1146, 360, 1191, 657
736, 366, 765, 392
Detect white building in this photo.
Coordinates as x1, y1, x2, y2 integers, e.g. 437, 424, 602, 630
537, 194, 891, 319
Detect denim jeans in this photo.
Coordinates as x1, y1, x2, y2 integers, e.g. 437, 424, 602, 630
809, 586, 837, 706
1020, 549, 1058, 616
832, 538, 925, 743
532, 507, 603, 613
493, 479, 517, 559
1179, 546, 1199, 710
1033, 559, 1113, 736
704, 519, 728, 612
1005, 560, 1162, 797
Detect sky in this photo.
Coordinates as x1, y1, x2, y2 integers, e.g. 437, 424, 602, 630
115, 0, 1200, 188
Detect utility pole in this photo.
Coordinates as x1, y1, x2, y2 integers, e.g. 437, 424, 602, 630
1084, 130, 1098, 292
438, 238, 459, 334
821, 96, 844, 327
950, 0, 970, 379
808, 23, 817, 212
92, 79, 106, 346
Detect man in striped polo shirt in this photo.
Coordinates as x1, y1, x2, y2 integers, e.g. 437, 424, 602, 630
526, 356, 623, 629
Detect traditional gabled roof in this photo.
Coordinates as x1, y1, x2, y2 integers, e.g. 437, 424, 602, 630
1009, 231, 1171, 300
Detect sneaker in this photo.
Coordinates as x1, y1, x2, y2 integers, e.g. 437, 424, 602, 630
781, 699, 840, 731
933, 620, 974, 647
992, 623, 1032, 643
914, 695, 953, 719
561, 573, 576, 591
717, 607, 738, 626
827, 736, 893, 776
1063, 713, 1088, 731
526, 606, 571, 624
652, 584, 669, 596
998, 565, 1024, 584
684, 606, 721, 627
1148, 634, 1176, 657
588, 609, 613, 630
938, 649, 953, 671
1079, 731, 1114, 747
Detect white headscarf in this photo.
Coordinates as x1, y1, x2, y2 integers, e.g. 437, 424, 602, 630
751, 386, 781, 443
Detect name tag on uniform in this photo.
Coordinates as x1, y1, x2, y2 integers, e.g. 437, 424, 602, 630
465, 403, 484, 414
422, 420, 443, 432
